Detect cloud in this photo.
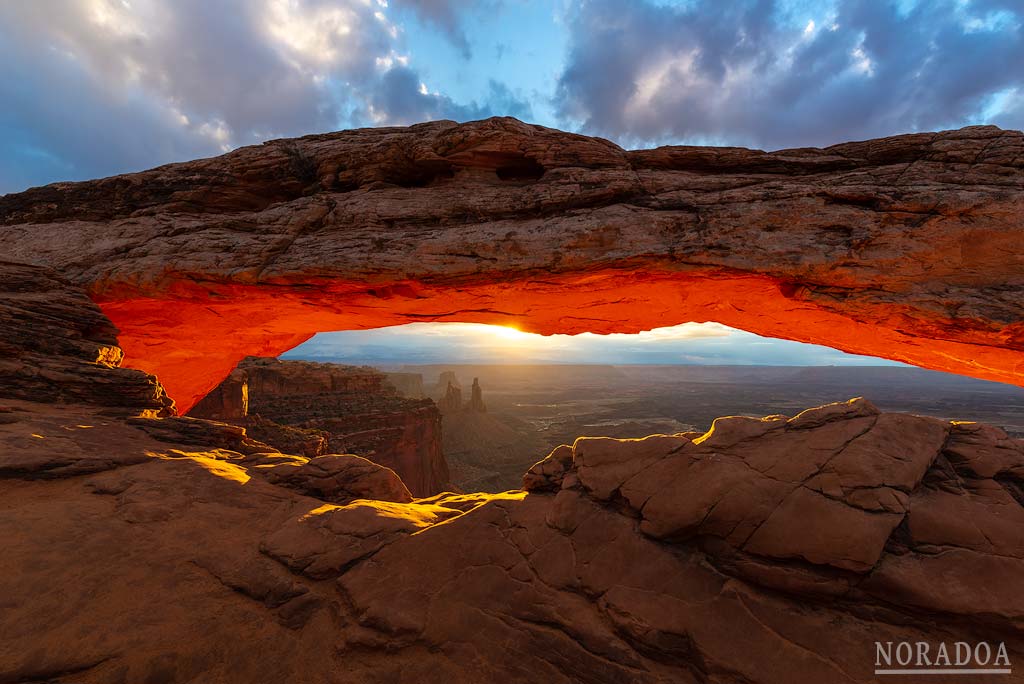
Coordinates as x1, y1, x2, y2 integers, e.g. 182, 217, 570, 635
555, 0, 1024, 149
3, 0, 1021, 195
391, 0, 480, 58
0, 0, 527, 194
360, 66, 531, 125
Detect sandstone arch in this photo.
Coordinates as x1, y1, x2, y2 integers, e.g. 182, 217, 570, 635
2, 118, 1021, 412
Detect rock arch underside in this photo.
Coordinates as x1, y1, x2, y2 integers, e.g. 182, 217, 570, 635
2, 118, 1023, 412
2, 118, 1024, 684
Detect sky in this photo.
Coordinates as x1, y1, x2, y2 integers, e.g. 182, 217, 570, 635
3, 0, 1023, 194
3, 0, 1020, 365
284, 322, 906, 366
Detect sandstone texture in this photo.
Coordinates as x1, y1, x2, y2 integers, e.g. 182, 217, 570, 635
2, 389, 1022, 682
189, 356, 449, 496
1, 119, 1021, 410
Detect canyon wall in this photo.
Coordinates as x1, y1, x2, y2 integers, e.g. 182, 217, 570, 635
189, 357, 449, 497
1, 118, 1021, 412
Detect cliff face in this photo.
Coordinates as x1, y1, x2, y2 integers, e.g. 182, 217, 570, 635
188, 367, 248, 420
1, 119, 1021, 411
189, 357, 449, 497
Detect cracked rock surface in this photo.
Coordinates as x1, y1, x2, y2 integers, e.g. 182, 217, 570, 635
2, 389, 1022, 682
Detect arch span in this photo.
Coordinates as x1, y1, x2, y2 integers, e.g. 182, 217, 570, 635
1, 118, 1021, 412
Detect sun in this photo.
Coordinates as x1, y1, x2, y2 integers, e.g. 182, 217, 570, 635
486, 325, 537, 342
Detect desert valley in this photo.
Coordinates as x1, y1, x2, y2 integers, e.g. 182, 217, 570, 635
247, 356, 1024, 493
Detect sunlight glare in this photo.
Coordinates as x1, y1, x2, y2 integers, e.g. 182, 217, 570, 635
486, 325, 540, 342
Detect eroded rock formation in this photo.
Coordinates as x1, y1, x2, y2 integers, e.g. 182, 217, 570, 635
1, 119, 1022, 411
3, 119, 1024, 682
467, 377, 487, 413
189, 356, 449, 496
435, 375, 487, 414
436, 380, 463, 415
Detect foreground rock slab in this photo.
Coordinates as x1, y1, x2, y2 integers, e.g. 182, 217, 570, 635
1, 395, 1021, 683
2, 119, 1022, 409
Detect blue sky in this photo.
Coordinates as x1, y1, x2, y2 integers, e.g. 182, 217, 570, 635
3, 0, 1020, 365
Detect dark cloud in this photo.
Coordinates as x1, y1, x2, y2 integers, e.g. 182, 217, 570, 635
555, 0, 1024, 149
361, 66, 531, 124
4, 0, 1020, 195
0, 14, 217, 191
0, 0, 387, 191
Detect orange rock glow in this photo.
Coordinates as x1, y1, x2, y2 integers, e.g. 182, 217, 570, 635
98, 268, 1024, 415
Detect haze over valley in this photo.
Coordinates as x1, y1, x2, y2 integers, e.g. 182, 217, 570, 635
277, 329, 1024, 492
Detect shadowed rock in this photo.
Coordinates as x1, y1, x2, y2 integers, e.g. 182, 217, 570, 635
0, 261, 173, 416
2, 382, 1022, 682
261, 453, 413, 505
